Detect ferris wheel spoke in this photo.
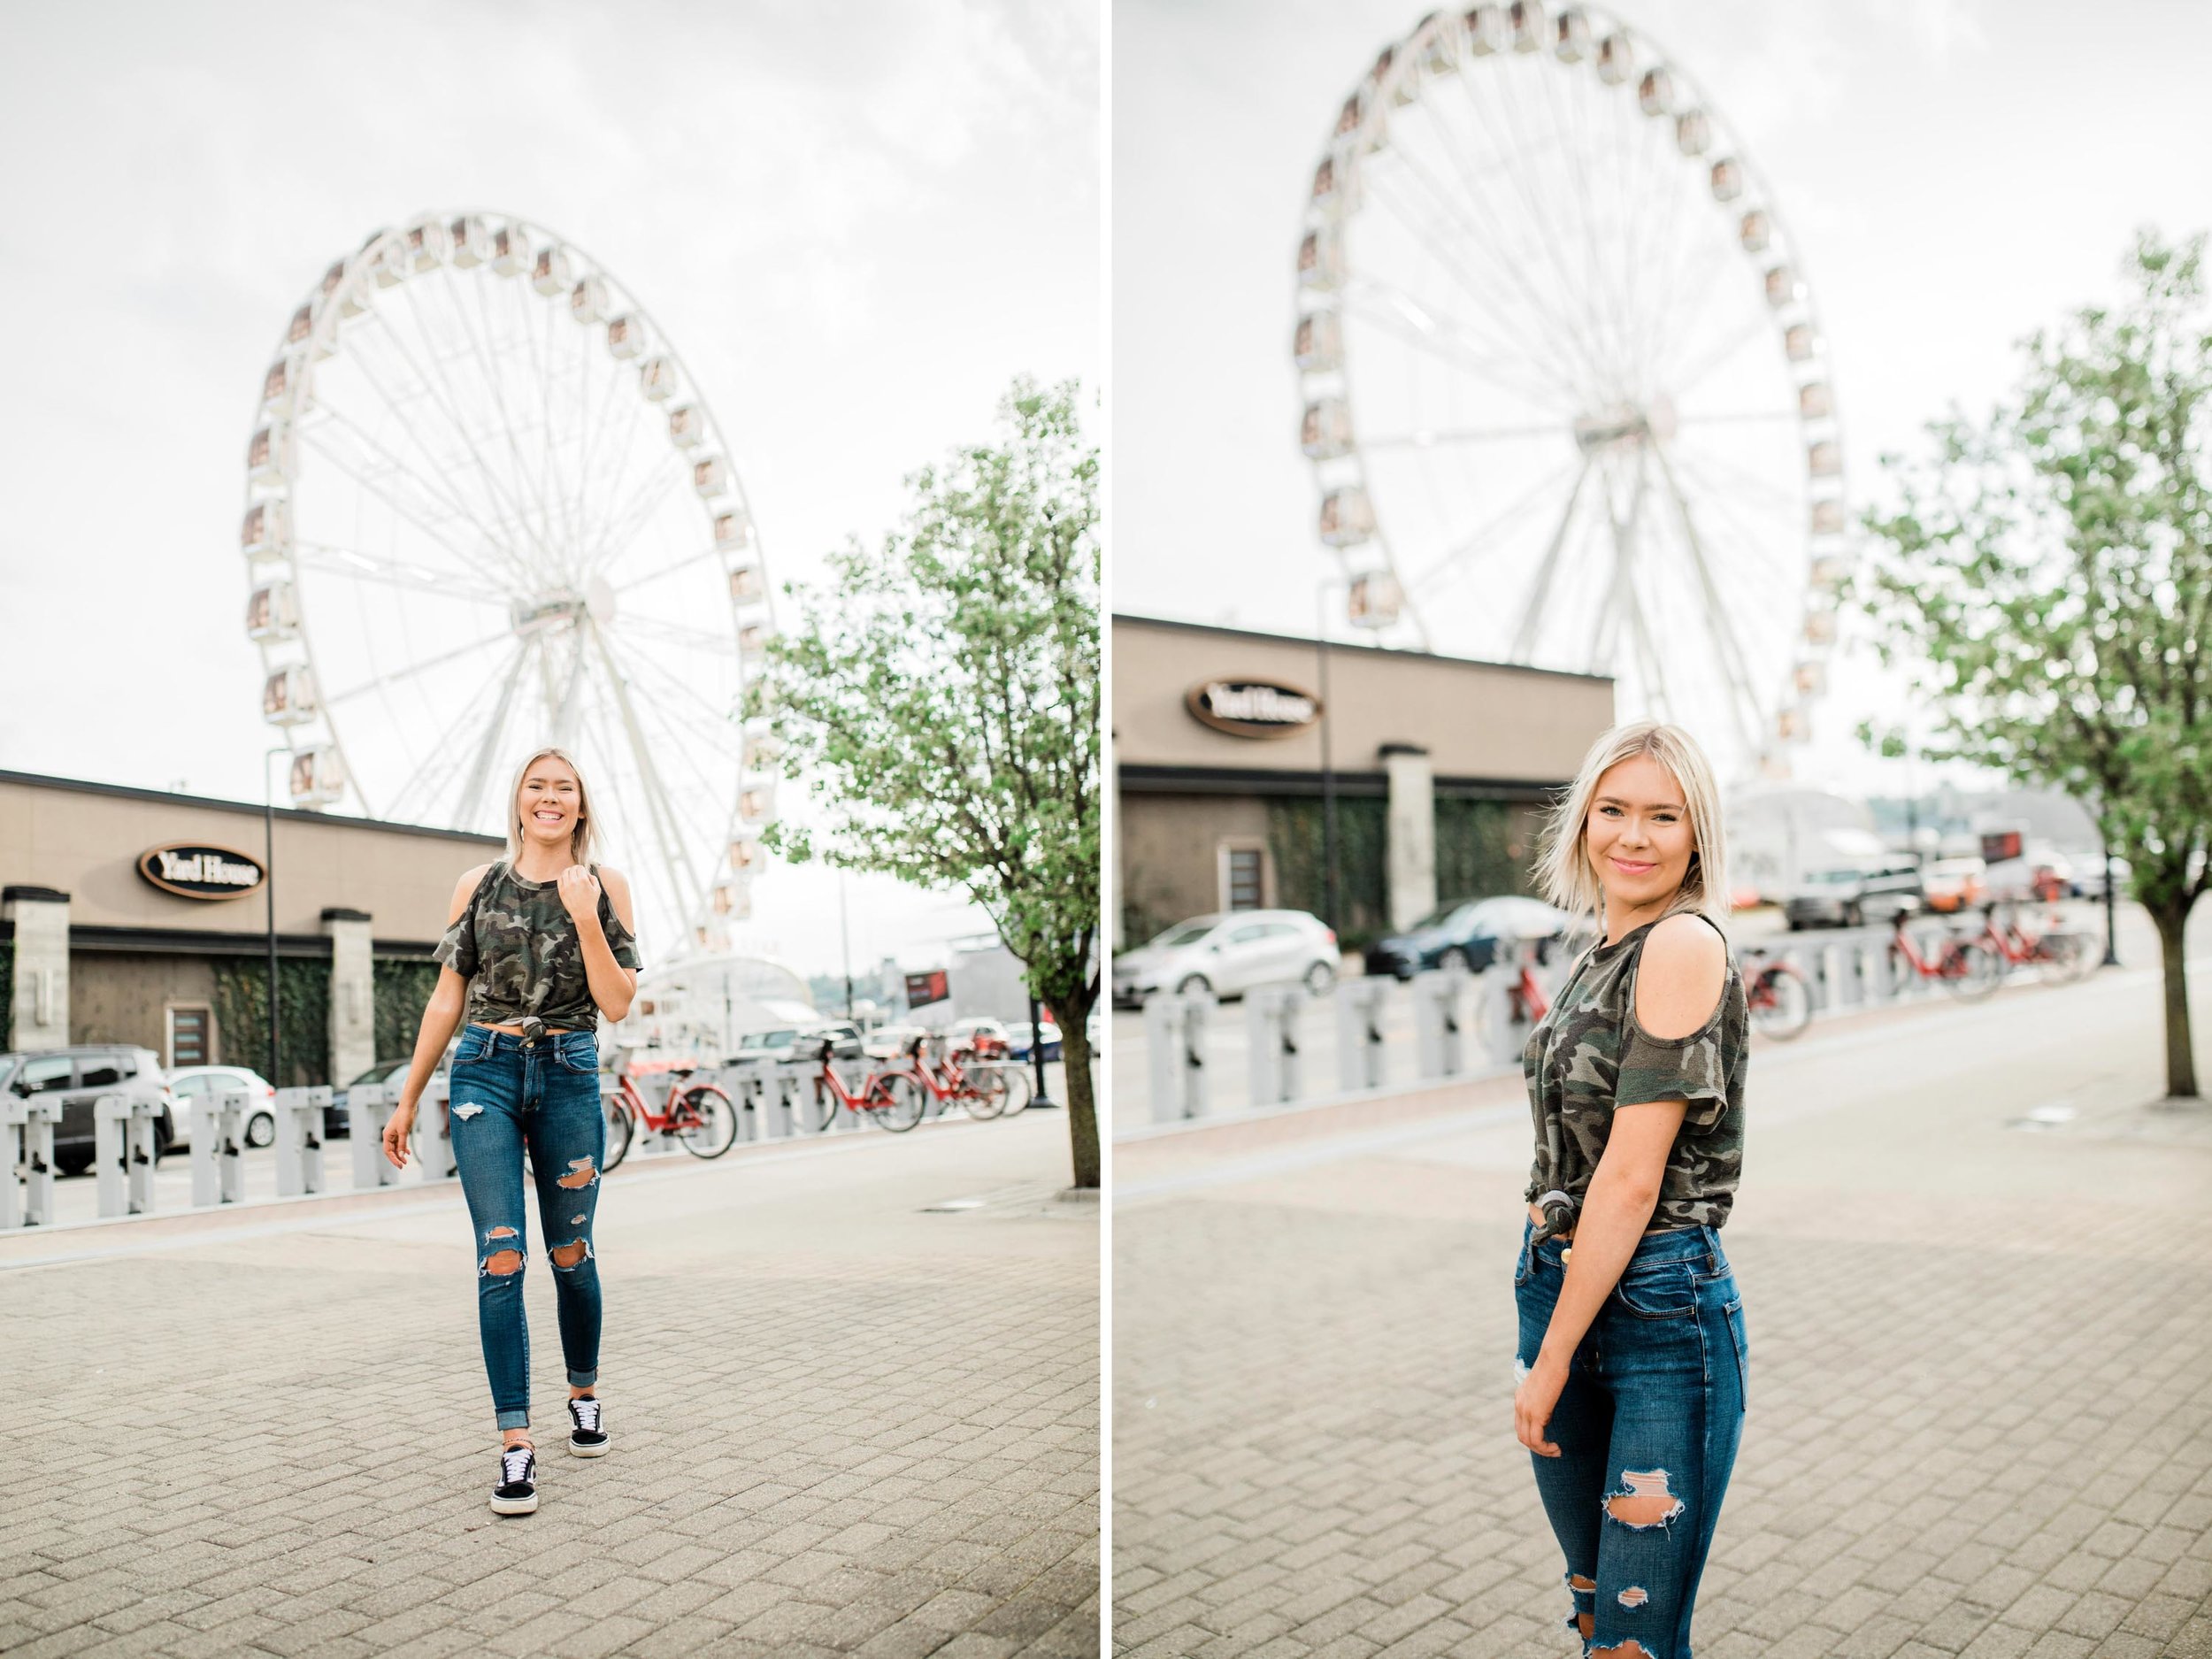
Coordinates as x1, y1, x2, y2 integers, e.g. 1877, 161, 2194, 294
602, 625, 743, 737
290, 541, 510, 607
1649, 445, 1768, 759
1666, 440, 1807, 515
450, 640, 539, 833
1340, 279, 1579, 414
362, 306, 559, 583
574, 366, 653, 576
298, 423, 522, 581
1363, 154, 1610, 403
324, 628, 516, 708
441, 264, 571, 575
380, 638, 526, 829
1669, 313, 1782, 404
1361, 421, 1568, 449
580, 465, 686, 581
312, 351, 538, 586
1434, 63, 1620, 387
590, 627, 710, 920
1507, 462, 1596, 662
611, 544, 721, 597
1405, 452, 1587, 598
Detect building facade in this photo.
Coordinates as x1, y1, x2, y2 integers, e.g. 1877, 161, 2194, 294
0, 771, 501, 1084
1112, 617, 1615, 951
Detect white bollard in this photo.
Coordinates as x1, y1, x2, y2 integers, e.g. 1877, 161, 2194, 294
1336, 977, 1388, 1093
1412, 969, 1467, 1079
416, 1074, 457, 1181
94, 1094, 158, 1218
745, 1058, 792, 1140
4, 1098, 63, 1228
189, 1092, 245, 1206
349, 1083, 398, 1188
274, 1086, 329, 1197
1145, 991, 1211, 1124
1246, 984, 1302, 1108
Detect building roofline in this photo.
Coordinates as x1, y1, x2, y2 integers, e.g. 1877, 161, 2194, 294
1110, 612, 1614, 688
0, 769, 504, 847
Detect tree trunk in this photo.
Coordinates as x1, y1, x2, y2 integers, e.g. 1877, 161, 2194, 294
2153, 901, 2200, 1100
1054, 1002, 1101, 1190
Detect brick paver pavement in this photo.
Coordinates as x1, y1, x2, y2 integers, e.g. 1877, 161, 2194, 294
1114, 944, 2212, 1658
1, 1111, 1099, 1658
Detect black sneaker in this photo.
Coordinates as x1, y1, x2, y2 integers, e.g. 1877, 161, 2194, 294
567, 1396, 609, 1457
491, 1443, 538, 1515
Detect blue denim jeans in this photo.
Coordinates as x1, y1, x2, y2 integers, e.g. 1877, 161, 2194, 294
1515, 1217, 1748, 1658
449, 1025, 607, 1429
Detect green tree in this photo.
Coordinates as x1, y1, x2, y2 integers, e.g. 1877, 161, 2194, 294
744, 379, 1102, 1187
1852, 229, 2212, 1100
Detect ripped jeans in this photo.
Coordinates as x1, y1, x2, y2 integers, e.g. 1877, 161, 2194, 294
448, 1024, 607, 1429
1515, 1217, 1747, 1659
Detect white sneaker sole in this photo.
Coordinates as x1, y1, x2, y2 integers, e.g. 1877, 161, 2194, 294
568, 1438, 610, 1457
489, 1491, 539, 1515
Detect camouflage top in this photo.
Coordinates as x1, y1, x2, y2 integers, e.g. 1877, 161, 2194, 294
432, 861, 641, 1031
1521, 911, 1747, 1235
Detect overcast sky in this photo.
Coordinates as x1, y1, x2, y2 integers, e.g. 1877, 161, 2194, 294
0, 0, 1098, 979
1112, 0, 2212, 798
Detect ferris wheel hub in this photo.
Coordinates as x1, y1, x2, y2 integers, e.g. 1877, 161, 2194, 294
1571, 397, 1677, 456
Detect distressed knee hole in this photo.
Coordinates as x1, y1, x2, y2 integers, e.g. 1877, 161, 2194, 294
549, 1239, 592, 1269
1568, 1575, 1595, 1591
1603, 1468, 1686, 1530
556, 1156, 598, 1189
485, 1226, 517, 1239
452, 1101, 485, 1119
1617, 1586, 1649, 1609
480, 1248, 524, 1276
1591, 1642, 1655, 1658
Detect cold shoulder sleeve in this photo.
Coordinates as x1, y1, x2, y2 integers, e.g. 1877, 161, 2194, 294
598, 887, 641, 972
1614, 1006, 1730, 1130
433, 907, 479, 979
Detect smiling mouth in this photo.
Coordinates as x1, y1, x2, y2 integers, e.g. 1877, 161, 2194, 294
1609, 856, 1657, 874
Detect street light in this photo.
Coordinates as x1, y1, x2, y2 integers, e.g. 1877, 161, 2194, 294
1314, 578, 1341, 934
262, 745, 288, 1086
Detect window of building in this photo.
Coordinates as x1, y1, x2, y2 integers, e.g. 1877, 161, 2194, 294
1223, 846, 1264, 911
169, 1007, 211, 1069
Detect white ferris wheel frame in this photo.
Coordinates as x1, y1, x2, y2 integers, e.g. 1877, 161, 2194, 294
1294, 3, 1851, 780
239, 208, 777, 962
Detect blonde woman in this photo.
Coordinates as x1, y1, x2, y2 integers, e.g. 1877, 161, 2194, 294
1511, 720, 1749, 1657
383, 749, 641, 1516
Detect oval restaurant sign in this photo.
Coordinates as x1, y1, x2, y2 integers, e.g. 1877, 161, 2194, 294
138, 844, 266, 901
1186, 679, 1323, 740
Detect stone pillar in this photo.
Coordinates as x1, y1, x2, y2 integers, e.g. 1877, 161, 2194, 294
1381, 745, 1436, 934
2, 887, 71, 1051
323, 908, 375, 1087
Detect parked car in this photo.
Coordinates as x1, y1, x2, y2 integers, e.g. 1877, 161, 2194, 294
1920, 856, 1988, 915
1006, 1021, 1063, 1062
329, 1056, 424, 1139
862, 1023, 933, 1061
2072, 854, 2131, 901
735, 1021, 863, 1062
1111, 910, 1340, 1006
1363, 895, 1572, 980
0, 1046, 175, 1177
1784, 859, 1924, 929
166, 1065, 280, 1148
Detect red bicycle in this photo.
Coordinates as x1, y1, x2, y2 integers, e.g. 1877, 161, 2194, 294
805, 1041, 926, 1133
603, 1057, 737, 1170
1740, 950, 1813, 1041
1971, 902, 2094, 986
1889, 913, 2001, 1002
902, 1033, 1033, 1121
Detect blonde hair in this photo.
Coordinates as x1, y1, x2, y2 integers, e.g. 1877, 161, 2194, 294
504, 747, 601, 867
1534, 720, 1730, 930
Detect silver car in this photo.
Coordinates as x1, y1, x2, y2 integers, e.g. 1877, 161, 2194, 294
1112, 910, 1340, 1006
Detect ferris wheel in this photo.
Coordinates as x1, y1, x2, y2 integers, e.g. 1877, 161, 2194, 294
240, 210, 773, 963
1294, 4, 1847, 782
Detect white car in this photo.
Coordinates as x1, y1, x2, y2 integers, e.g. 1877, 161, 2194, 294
166, 1065, 279, 1148
1112, 910, 1340, 1006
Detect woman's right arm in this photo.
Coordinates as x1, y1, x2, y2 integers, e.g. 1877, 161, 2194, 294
383, 865, 488, 1167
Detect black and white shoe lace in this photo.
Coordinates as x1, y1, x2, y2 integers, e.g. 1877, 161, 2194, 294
567, 1396, 610, 1457
491, 1444, 538, 1514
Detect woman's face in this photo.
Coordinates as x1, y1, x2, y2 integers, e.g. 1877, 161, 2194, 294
1584, 754, 1695, 910
517, 757, 582, 849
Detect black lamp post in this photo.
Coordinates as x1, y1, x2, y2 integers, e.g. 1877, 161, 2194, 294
2101, 827, 2121, 969
1316, 581, 1339, 934
262, 746, 288, 1085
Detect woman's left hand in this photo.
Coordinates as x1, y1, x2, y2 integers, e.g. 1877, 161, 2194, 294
557, 865, 603, 924
1515, 1351, 1569, 1457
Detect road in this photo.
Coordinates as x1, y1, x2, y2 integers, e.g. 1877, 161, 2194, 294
1113, 902, 2212, 1657
2, 1106, 1099, 1658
